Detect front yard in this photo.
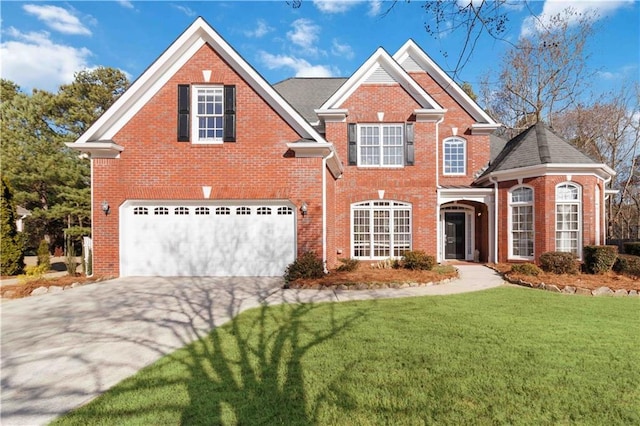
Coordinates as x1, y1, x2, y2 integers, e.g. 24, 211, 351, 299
52, 287, 639, 425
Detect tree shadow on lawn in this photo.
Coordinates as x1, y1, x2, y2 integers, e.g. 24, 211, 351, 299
50, 279, 368, 425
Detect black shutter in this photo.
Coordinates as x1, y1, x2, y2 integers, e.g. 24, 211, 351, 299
348, 123, 357, 165
405, 123, 415, 166
223, 85, 236, 142
177, 84, 190, 142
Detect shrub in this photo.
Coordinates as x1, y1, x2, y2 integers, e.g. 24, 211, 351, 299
539, 251, 578, 275
613, 254, 640, 278
284, 251, 324, 283
623, 242, 640, 256
37, 239, 50, 271
336, 258, 359, 272
510, 263, 541, 276
583, 245, 618, 274
0, 177, 25, 276
402, 250, 435, 270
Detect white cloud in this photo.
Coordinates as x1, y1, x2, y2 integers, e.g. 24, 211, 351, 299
244, 19, 273, 38
171, 4, 196, 17
23, 4, 92, 36
0, 28, 93, 92
597, 65, 638, 81
117, 1, 134, 9
331, 39, 354, 59
258, 51, 335, 77
287, 18, 320, 49
368, 0, 382, 16
313, 0, 359, 14
521, 0, 634, 37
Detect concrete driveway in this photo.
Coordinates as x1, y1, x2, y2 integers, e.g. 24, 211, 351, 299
1, 265, 504, 425
1, 276, 284, 426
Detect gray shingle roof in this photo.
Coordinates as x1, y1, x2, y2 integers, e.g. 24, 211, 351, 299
483, 122, 597, 175
273, 77, 348, 124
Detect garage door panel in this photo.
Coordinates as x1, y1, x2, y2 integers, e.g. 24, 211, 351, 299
120, 202, 295, 277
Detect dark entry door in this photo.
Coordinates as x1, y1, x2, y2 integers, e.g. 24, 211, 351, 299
445, 212, 465, 259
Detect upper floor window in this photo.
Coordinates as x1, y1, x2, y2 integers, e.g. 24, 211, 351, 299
509, 186, 534, 259
178, 84, 236, 143
443, 137, 466, 175
192, 86, 224, 144
357, 124, 404, 167
555, 183, 581, 258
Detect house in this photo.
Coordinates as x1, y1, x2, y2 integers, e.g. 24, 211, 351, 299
68, 17, 615, 277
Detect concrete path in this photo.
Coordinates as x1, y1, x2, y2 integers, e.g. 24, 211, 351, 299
1, 264, 504, 425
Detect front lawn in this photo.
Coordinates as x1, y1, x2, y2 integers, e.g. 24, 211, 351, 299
53, 287, 639, 425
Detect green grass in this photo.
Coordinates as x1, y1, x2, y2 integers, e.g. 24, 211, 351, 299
53, 287, 639, 425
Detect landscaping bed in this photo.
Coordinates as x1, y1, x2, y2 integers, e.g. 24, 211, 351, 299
289, 265, 458, 289
490, 263, 639, 292
0, 275, 105, 299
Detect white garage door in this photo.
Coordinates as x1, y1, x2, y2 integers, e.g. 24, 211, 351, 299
120, 201, 296, 276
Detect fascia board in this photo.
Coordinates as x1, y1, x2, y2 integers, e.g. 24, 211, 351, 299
478, 163, 616, 184
319, 47, 442, 111
65, 141, 123, 159
74, 17, 325, 146
286, 142, 344, 178
394, 40, 498, 125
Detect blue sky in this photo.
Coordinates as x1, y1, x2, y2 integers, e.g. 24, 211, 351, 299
1, 0, 638, 99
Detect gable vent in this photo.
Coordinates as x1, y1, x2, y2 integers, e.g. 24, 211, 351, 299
399, 56, 425, 73
365, 65, 398, 84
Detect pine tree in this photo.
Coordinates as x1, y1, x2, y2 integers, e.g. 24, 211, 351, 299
1, 177, 25, 275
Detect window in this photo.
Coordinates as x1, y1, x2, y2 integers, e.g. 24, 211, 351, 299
195, 207, 210, 215
154, 207, 169, 215
133, 207, 148, 215
352, 201, 411, 258
192, 86, 223, 143
443, 137, 466, 175
215, 207, 230, 215
236, 207, 251, 215
257, 207, 272, 215
175, 207, 189, 215
357, 124, 404, 167
556, 183, 581, 257
277, 207, 293, 215
509, 187, 534, 259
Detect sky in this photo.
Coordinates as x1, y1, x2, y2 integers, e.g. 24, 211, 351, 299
1, 0, 639, 101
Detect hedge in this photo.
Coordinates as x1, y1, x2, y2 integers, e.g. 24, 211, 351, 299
539, 251, 579, 275
583, 245, 618, 274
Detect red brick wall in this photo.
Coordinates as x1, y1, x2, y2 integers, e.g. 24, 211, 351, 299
496, 175, 603, 263
92, 44, 326, 276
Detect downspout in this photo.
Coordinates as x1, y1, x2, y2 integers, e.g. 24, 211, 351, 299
322, 149, 335, 274
603, 175, 612, 244
490, 176, 499, 263
435, 117, 444, 262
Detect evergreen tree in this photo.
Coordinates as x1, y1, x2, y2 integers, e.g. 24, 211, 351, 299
1, 177, 25, 275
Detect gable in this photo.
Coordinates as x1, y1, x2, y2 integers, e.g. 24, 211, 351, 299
72, 17, 325, 146
393, 40, 498, 129
317, 47, 445, 119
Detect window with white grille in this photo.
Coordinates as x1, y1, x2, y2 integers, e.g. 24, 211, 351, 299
351, 200, 411, 258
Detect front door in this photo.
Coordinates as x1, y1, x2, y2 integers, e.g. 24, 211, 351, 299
445, 212, 466, 259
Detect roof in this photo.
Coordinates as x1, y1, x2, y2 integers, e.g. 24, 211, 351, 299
490, 133, 508, 162
484, 122, 597, 174
273, 78, 347, 124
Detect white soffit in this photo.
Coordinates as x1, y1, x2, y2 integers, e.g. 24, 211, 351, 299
72, 17, 326, 146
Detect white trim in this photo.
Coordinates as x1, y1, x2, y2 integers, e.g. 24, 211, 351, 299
356, 123, 405, 168
350, 200, 412, 259
507, 185, 535, 261
595, 185, 601, 245
71, 17, 327, 147
191, 85, 224, 144
319, 47, 443, 111
393, 40, 499, 126
443, 136, 467, 176
286, 142, 343, 178
555, 182, 583, 259
477, 163, 616, 185
66, 141, 123, 158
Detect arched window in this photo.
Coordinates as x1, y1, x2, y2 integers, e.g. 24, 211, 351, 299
556, 183, 581, 257
351, 200, 411, 258
443, 137, 466, 175
509, 186, 534, 259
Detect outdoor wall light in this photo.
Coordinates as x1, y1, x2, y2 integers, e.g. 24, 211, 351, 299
101, 201, 110, 215
300, 202, 308, 216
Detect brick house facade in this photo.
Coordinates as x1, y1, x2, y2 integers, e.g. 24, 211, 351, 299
69, 17, 615, 277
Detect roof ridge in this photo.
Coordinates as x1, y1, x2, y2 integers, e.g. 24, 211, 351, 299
535, 123, 552, 163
